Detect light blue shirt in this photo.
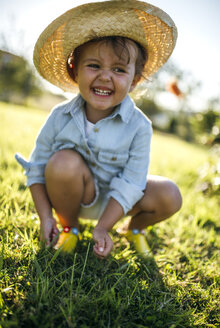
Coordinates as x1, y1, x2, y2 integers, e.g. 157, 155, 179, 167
15, 94, 152, 214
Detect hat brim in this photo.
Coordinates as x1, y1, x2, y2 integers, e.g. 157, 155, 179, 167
33, 0, 177, 92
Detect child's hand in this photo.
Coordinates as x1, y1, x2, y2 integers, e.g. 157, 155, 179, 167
92, 227, 113, 259
40, 216, 59, 247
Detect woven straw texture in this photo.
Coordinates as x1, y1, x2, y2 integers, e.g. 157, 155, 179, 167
33, 0, 177, 92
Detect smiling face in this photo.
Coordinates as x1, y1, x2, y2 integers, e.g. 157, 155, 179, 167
73, 40, 140, 123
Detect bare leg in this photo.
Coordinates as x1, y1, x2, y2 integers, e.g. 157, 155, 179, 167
127, 175, 182, 230
45, 149, 96, 228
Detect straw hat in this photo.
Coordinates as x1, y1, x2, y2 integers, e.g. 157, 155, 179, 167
33, 0, 177, 92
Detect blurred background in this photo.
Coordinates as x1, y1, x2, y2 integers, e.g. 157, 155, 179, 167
1, 0, 220, 145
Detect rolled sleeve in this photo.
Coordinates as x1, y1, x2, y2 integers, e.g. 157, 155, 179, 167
108, 123, 152, 214
15, 153, 46, 186
109, 178, 144, 214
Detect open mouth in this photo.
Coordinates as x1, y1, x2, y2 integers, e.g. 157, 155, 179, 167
93, 88, 113, 96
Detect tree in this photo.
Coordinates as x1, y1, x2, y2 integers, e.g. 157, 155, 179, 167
0, 50, 42, 102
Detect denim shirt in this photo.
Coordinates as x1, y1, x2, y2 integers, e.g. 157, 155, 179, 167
15, 94, 152, 214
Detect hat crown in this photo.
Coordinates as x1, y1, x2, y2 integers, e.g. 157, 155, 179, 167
34, 0, 177, 92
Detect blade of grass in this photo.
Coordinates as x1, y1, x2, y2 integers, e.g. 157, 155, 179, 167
77, 242, 90, 288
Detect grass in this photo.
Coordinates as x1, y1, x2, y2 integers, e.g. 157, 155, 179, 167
0, 101, 219, 328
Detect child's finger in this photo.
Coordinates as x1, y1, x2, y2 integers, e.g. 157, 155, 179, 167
93, 233, 105, 252
93, 241, 107, 259
102, 238, 113, 257
52, 226, 59, 236
93, 245, 104, 259
94, 240, 105, 253
94, 239, 113, 259
98, 244, 104, 253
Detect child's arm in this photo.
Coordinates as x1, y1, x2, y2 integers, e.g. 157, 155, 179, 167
93, 118, 153, 258
16, 106, 63, 243
93, 197, 123, 259
30, 183, 59, 245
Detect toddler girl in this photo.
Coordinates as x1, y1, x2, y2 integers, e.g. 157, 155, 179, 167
16, 0, 182, 259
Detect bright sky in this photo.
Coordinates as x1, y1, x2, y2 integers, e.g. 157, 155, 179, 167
1, 0, 220, 110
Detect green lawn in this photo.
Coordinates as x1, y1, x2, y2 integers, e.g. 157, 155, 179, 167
0, 102, 219, 328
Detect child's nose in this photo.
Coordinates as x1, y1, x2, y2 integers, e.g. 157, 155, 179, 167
98, 69, 112, 82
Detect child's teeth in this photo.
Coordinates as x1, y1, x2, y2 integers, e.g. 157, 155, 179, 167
94, 88, 111, 95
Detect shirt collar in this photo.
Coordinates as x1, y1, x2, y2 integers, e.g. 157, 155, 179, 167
63, 94, 84, 115
64, 93, 135, 124
109, 95, 135, 123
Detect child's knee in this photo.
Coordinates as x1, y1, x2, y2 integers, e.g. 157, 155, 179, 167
162, 180, 182, 216
45, 149, 85, 181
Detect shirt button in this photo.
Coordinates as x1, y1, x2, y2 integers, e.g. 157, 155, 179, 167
94, 128, 99, 133
91, 162, 96, 167
111, 156, 117, 161
86, 150, 90, 155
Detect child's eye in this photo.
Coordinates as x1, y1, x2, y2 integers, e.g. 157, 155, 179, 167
87, 64, 100, 69
113, 67, 126, 73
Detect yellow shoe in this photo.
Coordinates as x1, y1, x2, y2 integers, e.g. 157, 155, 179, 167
126, 229, 151, 257
55, 227, 81, 253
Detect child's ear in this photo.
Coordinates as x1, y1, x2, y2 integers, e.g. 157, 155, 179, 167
74, 69, 78, 83
129, 75, 141, 92
67, 55, 78, 83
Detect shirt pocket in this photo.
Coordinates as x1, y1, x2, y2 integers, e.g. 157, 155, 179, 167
98, 151, 129, 167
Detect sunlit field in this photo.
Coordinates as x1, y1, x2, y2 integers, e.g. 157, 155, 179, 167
0, 102, 219, 328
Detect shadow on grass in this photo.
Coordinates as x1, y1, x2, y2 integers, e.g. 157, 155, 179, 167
1, 225, 196, 328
